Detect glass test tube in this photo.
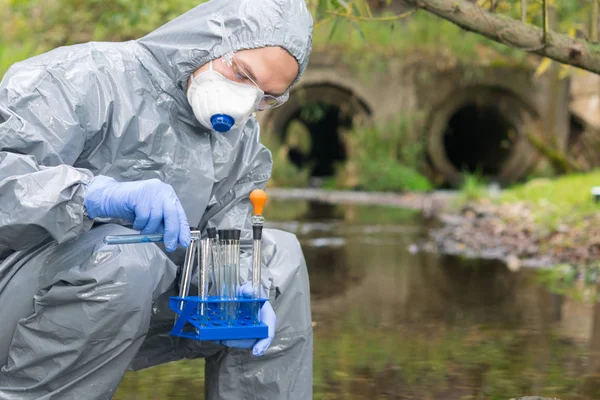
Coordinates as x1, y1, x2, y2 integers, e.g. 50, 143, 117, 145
219, 230, 236, 325
175, 238, 197, 325
211, 229, 224, 318
251, 216, 264, 324
232, 229, 241, 316
198, 237, 210, 325
206, 228, 218, 297
179, 239, 196, 309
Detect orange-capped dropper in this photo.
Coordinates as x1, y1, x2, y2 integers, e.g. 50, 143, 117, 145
249, 189, 267, 320
250, 189, 267, 216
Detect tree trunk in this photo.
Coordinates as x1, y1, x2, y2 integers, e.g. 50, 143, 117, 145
408, 0, 600, 74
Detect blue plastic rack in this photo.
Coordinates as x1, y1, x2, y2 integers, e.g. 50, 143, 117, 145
169, 296, 269, 341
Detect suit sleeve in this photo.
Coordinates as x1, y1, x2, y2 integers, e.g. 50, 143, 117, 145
0, 63, 96, 250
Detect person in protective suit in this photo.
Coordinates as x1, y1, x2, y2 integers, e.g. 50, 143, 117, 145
0, 0, 314, 398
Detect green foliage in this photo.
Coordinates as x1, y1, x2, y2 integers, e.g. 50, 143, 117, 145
501, 169, 600, 228
312, 0, 591, 38
1, 0, 595, 79
500, 0, 590, 35
457, 171, 489, 203
309, 0, 595, 84
352, 158, 432, 192
0, 0, 208, 77
337, 114, 433, 192
312, 11, 528, 67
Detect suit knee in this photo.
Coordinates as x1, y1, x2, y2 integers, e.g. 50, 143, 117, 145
85, 239, 177, 309
43, 224, 178, 318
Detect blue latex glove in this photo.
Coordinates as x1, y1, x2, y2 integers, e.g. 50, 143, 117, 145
84, 175, 191, 252
220, 282, 276, 357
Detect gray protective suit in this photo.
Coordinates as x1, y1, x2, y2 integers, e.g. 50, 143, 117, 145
0, 0, 314, 399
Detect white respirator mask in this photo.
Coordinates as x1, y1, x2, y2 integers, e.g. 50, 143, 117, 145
187, 60, 263, 133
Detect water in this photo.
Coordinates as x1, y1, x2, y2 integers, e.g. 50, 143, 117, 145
115, 200, 600, 400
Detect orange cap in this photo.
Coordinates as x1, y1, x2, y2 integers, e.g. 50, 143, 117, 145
250, 189, 267, 216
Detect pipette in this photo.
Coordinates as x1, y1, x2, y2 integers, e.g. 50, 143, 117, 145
249, 189, 267, 324
103, 231, 201, 245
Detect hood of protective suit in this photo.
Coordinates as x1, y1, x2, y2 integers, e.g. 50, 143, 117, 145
137, 0, 313, 94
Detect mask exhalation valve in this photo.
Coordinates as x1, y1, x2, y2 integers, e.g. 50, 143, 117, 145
210, 114, 235, 132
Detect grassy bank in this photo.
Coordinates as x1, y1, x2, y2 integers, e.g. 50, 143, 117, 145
455, 170, 600, 231
500, 171, 600, 230
443, 170, 600, 271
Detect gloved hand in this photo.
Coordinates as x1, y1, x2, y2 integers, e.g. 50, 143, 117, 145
220, 281, 276, 357
84, 175, 191, 252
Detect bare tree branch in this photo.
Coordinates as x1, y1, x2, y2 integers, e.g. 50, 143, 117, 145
521, 0, 527, 24
407, 0, 600, 74
325, 9, 416, 21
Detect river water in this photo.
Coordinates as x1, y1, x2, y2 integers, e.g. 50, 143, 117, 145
115, 200, 600, 400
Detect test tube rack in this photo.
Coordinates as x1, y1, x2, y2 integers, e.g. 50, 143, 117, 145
102, 189, 270, 343
168, 295, 269, 341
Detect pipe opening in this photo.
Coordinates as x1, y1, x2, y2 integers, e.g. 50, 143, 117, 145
283, 102, 352, 178
442, 103, 517, 176
262, 84, 372, 183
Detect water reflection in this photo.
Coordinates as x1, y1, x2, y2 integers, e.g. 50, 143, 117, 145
115, 200, 600, 400
267, 200, 600, 399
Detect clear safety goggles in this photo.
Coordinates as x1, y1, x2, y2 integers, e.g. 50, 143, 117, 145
222, 52, 290, 111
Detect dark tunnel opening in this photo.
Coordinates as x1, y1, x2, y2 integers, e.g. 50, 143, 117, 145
282, 101, 354, 178
442, 103, 517, 176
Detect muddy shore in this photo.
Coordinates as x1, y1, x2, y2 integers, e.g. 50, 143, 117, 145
269, 188, 600, 269
426, 201, 600, 269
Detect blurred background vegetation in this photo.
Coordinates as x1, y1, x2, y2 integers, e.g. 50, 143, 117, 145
4, 0, 593, 194
1, 0, 599, 195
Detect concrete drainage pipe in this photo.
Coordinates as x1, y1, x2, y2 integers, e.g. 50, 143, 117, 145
427, 85, 542, 186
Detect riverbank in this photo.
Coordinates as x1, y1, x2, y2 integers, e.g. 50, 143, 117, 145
269, 170, 600, 270
427, 172, 600, 270
428, 200, 599, 269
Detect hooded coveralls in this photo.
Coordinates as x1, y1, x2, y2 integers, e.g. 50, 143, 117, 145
0, 0, 314, 398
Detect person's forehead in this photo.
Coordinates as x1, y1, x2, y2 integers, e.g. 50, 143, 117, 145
235, 48, 298, 91
235, 47, 296, 68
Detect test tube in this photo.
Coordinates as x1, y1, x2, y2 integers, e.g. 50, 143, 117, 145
211, 229, 225, 319
175, 238, 197, 324
198, 236, 210, 324
219, 230, 236, 325
232, 229, 241, 311
206, 228, 218, 297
